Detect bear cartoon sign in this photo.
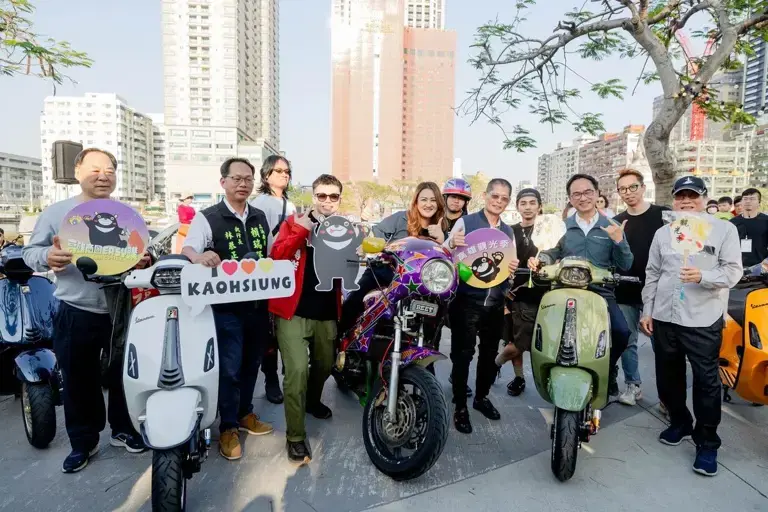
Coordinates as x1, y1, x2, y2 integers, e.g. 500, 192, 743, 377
451, 228, 516, 289
59, 199, 149, 276
308, 215, 367, 292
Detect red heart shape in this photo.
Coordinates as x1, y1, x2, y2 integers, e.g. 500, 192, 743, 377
221, 261, 238, 276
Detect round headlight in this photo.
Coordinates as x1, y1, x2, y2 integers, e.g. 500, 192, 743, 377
421, 259, 455, 294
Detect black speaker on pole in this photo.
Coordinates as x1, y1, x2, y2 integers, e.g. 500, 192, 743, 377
52, 140, 83, 185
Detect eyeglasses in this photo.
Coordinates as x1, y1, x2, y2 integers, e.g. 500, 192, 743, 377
488, 194, 510, 204
226, 176, 254, 185
271, 168, 291, 176
570, 189, 596, 200
617, 183, 641, 194
315, 193, 340, 202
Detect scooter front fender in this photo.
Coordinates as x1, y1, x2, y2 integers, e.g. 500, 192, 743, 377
14, 348, 58, 384
141, 388, 202, 450
382, 346, 447, 370
548, 367, 593, 412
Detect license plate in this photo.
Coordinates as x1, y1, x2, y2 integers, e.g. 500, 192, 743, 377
410, 300, 438, 317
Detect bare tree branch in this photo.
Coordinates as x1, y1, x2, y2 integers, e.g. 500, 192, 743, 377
675, 1, 713, 31
648, 0, 682, 24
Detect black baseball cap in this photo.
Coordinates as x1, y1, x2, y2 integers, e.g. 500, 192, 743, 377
516, 187, 542, 204
672, 176, 707, 196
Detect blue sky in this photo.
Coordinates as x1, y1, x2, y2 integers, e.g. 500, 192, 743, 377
0, 0, 663, 186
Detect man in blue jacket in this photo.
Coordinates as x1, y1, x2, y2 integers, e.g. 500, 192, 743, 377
529, 174, 633, 396
444, 179, 519, 434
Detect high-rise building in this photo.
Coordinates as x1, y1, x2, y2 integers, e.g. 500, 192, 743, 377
405, 0, 445, 29
726, 123, 768, 189
332, 0, 456, 185
0, 152, 44, 209
579, 125, 645, 206
670, 139, 750, 198
161, 0, 279, 201
743, 37, 767, 117
147, 114, 167, 201
536, 136, 595, 208
39, 93, 155, 205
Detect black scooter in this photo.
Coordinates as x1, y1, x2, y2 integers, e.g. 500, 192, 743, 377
0, 243, 62, 448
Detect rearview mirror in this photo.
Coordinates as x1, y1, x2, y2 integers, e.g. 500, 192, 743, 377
362, 237, 386, 254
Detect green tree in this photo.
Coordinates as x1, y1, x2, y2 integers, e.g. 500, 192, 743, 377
345, 181, 392, 220
465, 173, 490, 212
389, 180, 418, 210
1, 0, 92, 84
461, 1, 768, 204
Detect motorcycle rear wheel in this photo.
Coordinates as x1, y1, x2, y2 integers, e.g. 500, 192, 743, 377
362, 365, 448, 481
551, 407, 581, 482
21, 382, 56, 449
152, 447, 187, 512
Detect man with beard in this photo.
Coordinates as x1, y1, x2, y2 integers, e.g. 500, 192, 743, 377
495, 188, 545, 396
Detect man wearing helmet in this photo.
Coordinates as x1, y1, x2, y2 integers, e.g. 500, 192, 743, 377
443, 178, 472, 232
442, 178, 474, 397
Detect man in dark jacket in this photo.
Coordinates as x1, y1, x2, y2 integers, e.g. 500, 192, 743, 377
444, 178, 519, 434
529, 174, 633, 397
182, 158, 274, 461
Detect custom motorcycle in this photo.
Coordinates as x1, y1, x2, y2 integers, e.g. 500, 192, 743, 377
333, 236, 467, 481
0, 243, 61, 448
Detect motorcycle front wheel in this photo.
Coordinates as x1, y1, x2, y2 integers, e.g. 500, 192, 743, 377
152, 447, 187, 511
21, 382, 56, 449
362, 365, 448, 481
551, 407, 581, 482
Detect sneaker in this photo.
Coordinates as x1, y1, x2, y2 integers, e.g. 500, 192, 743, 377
472, 397, 501, 420
454, 407, 472, 434
238, 413, 274, 436
306, 402, 332, 420
507, 377, 526, 397
659, 424, 693, 446
219, 428, 242, 460
265, 377, 284, 404
618, 384, 643, 406
110, 432, 147, 453
61, 445, 99, 474
693, 447, 718, 476
287, 440, 311, 465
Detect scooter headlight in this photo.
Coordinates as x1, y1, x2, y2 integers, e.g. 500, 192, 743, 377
152, 267, 182, 289
559, 266, 591, 288
420, 259, 455, 294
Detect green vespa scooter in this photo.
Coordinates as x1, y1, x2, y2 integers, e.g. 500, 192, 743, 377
526, 256, 639, 482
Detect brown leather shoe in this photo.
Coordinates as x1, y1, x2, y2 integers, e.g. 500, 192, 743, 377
219, 429, 242, 460
238, 413, 274, 436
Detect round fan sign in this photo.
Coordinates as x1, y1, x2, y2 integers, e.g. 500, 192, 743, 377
452, 228, 516, 289
59, 199, 149, 276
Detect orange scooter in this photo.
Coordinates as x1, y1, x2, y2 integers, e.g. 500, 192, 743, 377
719, 263, 768, 405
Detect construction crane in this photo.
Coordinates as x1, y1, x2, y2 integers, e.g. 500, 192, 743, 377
674, 30, 716, 141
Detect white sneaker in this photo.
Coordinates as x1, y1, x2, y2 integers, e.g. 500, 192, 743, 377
618, 384, 642, 406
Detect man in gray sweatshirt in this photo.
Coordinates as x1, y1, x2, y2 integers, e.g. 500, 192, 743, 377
23, 148, 147, 474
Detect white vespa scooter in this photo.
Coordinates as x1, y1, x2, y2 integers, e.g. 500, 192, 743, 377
120, 253, 217, 511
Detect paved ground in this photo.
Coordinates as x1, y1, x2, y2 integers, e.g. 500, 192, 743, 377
0, 334, 766, 512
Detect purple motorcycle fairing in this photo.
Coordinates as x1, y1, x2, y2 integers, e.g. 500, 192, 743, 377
341, 237, 457, 355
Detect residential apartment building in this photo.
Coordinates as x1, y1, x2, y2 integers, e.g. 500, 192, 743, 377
405, 0, 445, 29
0, 152, 44, 209
536, 136, 594, 208
726, 123, 768, 189
148, 113, 167, 201
161, 0, 280, 201
670, 139, 751, 198
39, 93, 155, 205
332, 0, 456, 185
